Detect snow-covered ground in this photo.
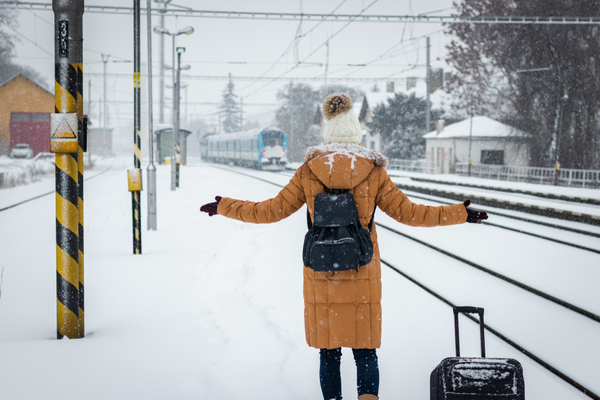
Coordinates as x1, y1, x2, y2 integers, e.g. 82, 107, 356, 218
0, 156, 598, 399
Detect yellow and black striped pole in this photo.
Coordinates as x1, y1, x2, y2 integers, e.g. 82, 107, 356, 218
52, 0, 84, 339
76, 62, 85, 337
131, 0, 142, 254
175, 143, 180, 188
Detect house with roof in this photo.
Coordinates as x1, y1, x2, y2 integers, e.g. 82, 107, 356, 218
0, 74, 54, 156
355, 83, 452, 154
355, 92, 395, 152
423, 116, 530, 174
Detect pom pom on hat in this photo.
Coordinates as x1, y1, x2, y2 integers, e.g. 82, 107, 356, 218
322, 93, 353, 119
322, 93, 363, 145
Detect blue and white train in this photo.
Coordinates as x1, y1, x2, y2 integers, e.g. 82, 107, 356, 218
201, 127, 289, 170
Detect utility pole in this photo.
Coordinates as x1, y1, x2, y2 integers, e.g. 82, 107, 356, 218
175, 46, 185, 188
52, 0, 84, 339
101, 54, 108, 140
154, 0, 171, 124
151, 26, 194, 190
554, 65, 567, 186
129, 0, 142, 254
289, 82, 294, 162
324, 39, 329, 87
468, 105, 474, 177
146, 0, 157, 230
86, 80, 91, 115
426, 36, 431, 134
170, 33, 177, 190
240, 96, 243, 129
87, 79, 91, 164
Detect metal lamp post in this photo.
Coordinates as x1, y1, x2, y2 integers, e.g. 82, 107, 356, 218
468, 105, 474, 177
515, 66, 565, 185
153, 0, 171, 125
152, 25, 194, 191
175, 47, 191, 188
146, 0, 157, 230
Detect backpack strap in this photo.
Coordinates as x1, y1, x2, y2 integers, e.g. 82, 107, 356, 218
368, 207, 376, 232
323, 184, 346, 195
306, 183, 377, 232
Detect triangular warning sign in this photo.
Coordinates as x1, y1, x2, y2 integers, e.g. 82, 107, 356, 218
52, 117, 76, 139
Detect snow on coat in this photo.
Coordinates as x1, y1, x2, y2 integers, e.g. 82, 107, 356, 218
216, 143, 468, 349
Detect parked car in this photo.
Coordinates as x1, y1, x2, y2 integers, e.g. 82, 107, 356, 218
33, 152, 54, 162
10, 143, 33, 159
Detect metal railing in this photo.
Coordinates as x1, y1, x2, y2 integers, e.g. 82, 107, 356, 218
387, 159, 428, 173
455, 163, 600, 188
386, 159, 600, 188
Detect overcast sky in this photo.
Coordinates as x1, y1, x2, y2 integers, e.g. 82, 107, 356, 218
8, 0, 459, 132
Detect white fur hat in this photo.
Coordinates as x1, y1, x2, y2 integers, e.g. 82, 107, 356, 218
322, 93, 363, 145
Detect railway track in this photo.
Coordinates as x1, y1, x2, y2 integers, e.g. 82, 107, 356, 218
211, 164, 600, 400
5, 161, 597, 398
0, 159, 116, 213
394, 181, 600, 226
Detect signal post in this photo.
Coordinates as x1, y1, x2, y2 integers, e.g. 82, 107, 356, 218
130, 0, 142, 254
52, 0, 84, 339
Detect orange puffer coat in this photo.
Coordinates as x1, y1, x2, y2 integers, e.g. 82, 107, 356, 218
216, 143, 468, 349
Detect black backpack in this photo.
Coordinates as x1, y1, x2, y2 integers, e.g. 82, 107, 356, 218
302, 185, 375, 273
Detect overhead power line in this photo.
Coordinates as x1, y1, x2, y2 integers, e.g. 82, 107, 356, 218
242, 0, 381, 100
83, 73, 421, 82
2, 2, 600, 24
95, 100, 278, 106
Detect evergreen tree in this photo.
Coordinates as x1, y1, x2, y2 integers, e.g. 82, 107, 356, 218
219, 73, 241, 133
367, 92, 442, 160
275, 83, 319, 162
275, 83, 364, 161
0, 9, 47, 86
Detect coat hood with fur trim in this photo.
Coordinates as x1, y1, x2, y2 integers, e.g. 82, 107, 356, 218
304, 143, 388, 190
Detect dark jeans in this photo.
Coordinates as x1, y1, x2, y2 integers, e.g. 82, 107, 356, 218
319, 348, 379, 400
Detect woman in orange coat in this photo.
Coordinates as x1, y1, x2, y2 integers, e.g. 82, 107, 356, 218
200, 93, 488, 400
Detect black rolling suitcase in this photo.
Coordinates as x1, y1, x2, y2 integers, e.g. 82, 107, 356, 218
430, 307, 525, 400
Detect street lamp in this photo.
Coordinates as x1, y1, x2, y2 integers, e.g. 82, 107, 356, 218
153, 0, 172, 125
174, 46, 189, 187
153, 25, 194, 191
164, 57, 191, 189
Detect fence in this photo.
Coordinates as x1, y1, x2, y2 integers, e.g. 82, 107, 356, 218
386, 159, 600, 188
455, 163, 600, 188
387, 159, 428, 173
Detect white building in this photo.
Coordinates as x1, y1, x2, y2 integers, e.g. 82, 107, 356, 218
357, 81, 451, 154
423, 116, 530, 174
356, 92, 395, 151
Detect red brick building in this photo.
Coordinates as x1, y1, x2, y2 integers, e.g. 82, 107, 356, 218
0, 74, 53, 156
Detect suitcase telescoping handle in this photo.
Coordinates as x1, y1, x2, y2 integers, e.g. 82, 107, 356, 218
453, 306, 485, 358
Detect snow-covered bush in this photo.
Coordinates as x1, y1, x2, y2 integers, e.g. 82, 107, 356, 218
0, 157, 54, 189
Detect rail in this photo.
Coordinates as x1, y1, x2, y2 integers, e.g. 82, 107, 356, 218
208, 164, 600, 400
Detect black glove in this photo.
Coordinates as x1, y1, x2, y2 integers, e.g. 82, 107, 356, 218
464, 199, 488, 224
200, 196, 222, 217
